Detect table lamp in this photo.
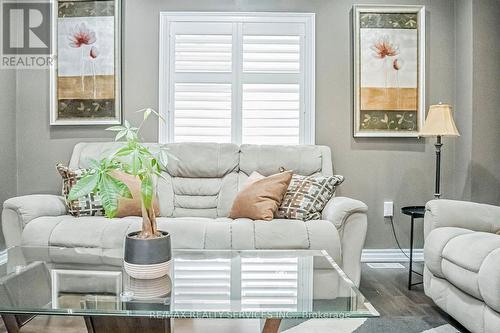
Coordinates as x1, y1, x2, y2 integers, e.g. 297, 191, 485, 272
419, 104, 460, 198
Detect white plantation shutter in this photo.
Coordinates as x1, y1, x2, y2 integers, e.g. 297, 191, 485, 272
159, 13, 315, 144
172, 257, 232, 311
242, 35, 301, 73
241, 257, 299, 311
174, 83, 232, 142
242, 84, 300, 144
175, 34, 232, 72
172, 255, 313, 313
240, 256, 314, 312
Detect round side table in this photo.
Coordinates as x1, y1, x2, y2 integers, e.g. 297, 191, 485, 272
401, 206, 425, 290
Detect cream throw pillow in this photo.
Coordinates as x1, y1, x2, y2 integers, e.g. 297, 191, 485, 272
245, 171, 266, 187
229, 171, 292, 221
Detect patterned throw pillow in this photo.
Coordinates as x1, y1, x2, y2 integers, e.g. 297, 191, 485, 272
277, 174, 344, 221
56, 164, 104, 217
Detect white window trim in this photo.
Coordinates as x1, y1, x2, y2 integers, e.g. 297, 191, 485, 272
159, 12, 315, 144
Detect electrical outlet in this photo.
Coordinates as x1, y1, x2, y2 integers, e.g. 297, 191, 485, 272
384, 201, 394, 217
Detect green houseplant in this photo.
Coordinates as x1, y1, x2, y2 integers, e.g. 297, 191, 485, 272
68, 108, 174, 279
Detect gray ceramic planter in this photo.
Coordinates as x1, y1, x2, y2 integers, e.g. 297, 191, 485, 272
124, 231, 172, 280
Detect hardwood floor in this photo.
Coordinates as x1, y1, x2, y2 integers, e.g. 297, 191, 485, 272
0, 263, 468, 333
359, 262, 467, 331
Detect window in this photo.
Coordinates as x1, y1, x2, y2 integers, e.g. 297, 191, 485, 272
159, 12, 315, 145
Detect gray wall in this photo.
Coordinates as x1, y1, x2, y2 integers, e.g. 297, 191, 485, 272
0, 69, 17, 249
470, 0, 500, 205
11, 0, 494, 249
453, 0, 473, 201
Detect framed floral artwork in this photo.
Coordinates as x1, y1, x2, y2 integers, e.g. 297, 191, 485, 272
50, 0, 121, 125
353, 5, 425, 137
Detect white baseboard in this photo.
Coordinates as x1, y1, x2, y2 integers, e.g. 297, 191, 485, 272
361, 248, 423, 262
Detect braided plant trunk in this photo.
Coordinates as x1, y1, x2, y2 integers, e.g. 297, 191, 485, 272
139, 200, 159, 239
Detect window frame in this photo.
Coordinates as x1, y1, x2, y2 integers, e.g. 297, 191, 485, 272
159, 12, 315, 145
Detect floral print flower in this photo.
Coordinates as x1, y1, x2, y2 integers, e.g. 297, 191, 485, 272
371, 35, 399, 59
68, 23, 96, 48
69, 23, 97, 94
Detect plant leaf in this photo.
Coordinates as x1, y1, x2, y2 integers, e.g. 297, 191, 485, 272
154, 170, 168, 181
158, 150, 169, 168
87, 159, 101, 170
143, 108, 152, 120
115, 130, 127, 141
149, 108, 166, 123
106, 126, 126, 132
99, 182, 118, 218
98, 174, 132, 218
68, 173, 99, 201
131, 148, 141, 175
114, 146, 134, 157
107, 174, 132, 199
126, 130, 136, 141
140, 175, 153, 209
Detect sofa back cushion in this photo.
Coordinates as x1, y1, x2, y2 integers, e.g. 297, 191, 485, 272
69, 142, 332, 218
238, 144, 333, 190
156, 143, 239, 218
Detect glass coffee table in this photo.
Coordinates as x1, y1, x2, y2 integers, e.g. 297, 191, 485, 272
0, 247, 378, 333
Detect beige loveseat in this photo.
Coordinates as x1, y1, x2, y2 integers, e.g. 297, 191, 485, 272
424, 199, 500, 333
2, 143, 368, 285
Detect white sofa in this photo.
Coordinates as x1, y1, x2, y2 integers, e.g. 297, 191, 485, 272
424, 199, 500, 333
2, 142, 368, 285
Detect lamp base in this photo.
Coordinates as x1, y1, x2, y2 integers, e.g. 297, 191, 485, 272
434, 136, 443, 199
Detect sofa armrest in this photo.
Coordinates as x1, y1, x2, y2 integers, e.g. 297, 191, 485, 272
2, 195, 67, 247
322, 196, 368, 229
322, 196, 368, 286
424, 199, 500, 239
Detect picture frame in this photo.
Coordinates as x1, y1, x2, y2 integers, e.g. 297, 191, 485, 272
50, 0, 122, 125
353, 5, 425, 137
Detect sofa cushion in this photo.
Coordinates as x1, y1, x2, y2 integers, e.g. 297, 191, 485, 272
161, 143, 240, 218
22, 216, 74, 246
239, 144, 331, 177
21, 216, 341, 268
424, 227, 473, 278
442, 232, 500, 272
478, 248, 500, 312
165, 143, 239, 178
425, 227, 500, 306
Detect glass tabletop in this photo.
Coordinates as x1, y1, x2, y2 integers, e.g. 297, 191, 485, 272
0, 247, 378, 319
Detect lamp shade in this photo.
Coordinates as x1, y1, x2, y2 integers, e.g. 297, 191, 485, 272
420, 104, 460, 137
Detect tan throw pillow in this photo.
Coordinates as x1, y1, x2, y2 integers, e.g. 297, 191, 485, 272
277, 174, 345, 221
496, 229, 500, 236
229, 171, 293, 221
109, 171, 160, 218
